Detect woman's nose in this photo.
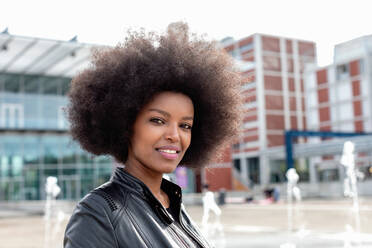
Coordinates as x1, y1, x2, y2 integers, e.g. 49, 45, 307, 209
165, 123, 180, 142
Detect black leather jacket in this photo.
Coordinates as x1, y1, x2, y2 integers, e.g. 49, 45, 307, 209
64, 167, 212, 248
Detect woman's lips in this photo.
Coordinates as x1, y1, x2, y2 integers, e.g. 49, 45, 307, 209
156, 149, 179, 160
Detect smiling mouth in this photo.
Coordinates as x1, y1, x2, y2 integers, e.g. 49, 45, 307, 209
155, 148, 180, 154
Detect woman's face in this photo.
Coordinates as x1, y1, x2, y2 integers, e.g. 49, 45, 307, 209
126, 91, 194, 175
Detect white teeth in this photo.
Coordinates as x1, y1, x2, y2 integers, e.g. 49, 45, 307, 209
159, 149, 177, 154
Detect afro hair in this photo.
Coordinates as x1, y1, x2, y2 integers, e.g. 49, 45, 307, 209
67, 22, 242, 167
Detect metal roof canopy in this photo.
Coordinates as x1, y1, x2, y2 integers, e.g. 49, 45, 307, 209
0, 33, 105, 78
285, 130, 372, 169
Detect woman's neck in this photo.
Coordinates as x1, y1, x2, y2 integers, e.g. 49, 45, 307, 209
123, 162, 169, 208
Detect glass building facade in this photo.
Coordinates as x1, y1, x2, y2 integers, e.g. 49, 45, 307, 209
0, 73, 114, 200
0, 73, 196, 201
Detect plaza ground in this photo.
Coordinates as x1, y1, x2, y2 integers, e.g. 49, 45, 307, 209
1, 198, 372, 248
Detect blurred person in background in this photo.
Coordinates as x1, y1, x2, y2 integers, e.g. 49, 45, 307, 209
63, 22, 242, 248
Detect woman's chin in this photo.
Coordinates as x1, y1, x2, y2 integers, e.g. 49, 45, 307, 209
162, 166, 178, 174
158, 162, 180, 174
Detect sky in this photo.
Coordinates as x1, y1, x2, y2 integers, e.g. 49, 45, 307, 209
1, 0, 371, 66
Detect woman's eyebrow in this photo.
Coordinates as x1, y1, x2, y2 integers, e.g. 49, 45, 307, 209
182, 116, 194, 121
148, 108, 169, 117
148, 108, 193, 121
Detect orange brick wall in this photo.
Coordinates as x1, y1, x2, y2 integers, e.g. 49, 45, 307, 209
266, 115, 285, 129
264, 75, 282, 90
317, 88, 329, 103
319, 107, 330, 122
265, 95, 284, 110
262, 36, 280, 52
350, 60, 360, 76
267, 134, 284, 147
316, 69, 327, 85
298, 41, 316, 56
205, 168, 232, 191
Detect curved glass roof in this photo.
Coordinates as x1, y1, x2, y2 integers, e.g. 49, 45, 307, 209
0, 33, 105, 77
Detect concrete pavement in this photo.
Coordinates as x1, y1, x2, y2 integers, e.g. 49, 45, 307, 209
0, 198, 372, 247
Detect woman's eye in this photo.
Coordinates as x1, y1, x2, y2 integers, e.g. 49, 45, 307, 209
150, 118, 164, 125
181, 123, 192, 130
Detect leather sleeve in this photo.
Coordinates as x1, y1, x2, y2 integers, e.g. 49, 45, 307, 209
64, 194, 119, 248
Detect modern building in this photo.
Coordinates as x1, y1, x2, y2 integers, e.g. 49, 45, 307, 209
302, 35, 372, 196
213, 34, 372, 197
0, 32, 116, 201
215, 34, 316, 191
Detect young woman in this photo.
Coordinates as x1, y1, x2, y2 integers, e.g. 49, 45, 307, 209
64, 22, 241, 248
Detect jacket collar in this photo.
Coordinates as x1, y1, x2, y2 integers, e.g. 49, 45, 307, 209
111, 167, 182, 225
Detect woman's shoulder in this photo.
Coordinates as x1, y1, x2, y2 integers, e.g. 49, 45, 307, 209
64, 183, 121, 248
66, 182, 126, 234
78, 181, 127, 212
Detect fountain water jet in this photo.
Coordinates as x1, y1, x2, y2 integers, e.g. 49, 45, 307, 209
44, 176, 63, 248
340, 141, 363, 247
280, 168, 303, 248
201, 185, 225, 248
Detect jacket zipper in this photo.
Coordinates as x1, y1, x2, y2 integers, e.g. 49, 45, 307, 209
179, 214, 206, 248
158, 204, 191, 248
168, 223, 189, 248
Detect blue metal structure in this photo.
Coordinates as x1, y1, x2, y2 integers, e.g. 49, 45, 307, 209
285, 130, 372, 169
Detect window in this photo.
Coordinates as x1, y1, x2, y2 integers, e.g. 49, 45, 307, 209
1, 156, 10, 177
23, 136, 40, 165
240, 43, 253, 53
233, 159, 241, 172
61, 78, 71, 95
42, 136, 61, 164
336, 64, 349, 80
269, 159, 286, 183
228, 49, 239, 58
42, 77, 60, 95
247, 157, 260, 184
233, 143, 240, 150
3, 74, 20, 93
24, 75, 41, 94
0, 103, 24, 128
317, 167, 339, 182
0, 73, 72, 95
295, 159, 309, 182
0, 135, 23, 177
61, 136, 78, 165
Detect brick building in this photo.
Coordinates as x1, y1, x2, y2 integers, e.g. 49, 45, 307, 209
203, 34, 316, 191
